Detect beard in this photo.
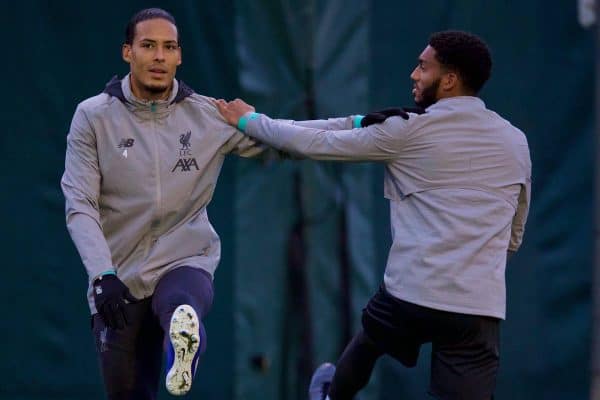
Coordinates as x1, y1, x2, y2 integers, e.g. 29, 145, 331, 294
415, 77, 440, 108
144, 82, 170, 94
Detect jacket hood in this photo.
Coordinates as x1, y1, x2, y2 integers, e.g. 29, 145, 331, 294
103, 74, 194, 120
103, 75, 194, 104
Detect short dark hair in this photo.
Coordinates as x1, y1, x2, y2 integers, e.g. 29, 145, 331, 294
124, 8, 178, 45
429, 30, 492, 94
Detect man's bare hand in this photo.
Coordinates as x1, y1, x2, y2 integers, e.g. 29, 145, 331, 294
214, 98, 256, 127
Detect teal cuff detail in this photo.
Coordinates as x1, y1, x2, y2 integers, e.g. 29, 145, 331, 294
100, 269, 116, 277
353, 115, 364, 128
237, 112, 260, 132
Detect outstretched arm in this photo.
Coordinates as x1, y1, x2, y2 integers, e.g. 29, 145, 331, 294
215, 99, 408, 161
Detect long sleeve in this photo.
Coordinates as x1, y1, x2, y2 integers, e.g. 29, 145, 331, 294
61, 105, 114, 281
244, 114, 403, 161
509, 177, 531, 252
220, 129, 267, 158
221, 116, 355, 157
285, 116, 356, 130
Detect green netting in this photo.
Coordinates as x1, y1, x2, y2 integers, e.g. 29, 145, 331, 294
233, 1, 379, 399
0, 1, 592, 399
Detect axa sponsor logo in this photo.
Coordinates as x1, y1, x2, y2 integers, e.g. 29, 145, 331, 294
171, 158, 199, 172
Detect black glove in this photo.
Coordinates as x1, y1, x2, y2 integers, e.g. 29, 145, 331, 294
360, 106, 426, 127
93, 274, 139, 329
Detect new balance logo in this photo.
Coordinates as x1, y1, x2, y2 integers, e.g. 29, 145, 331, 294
117, 138, 135, 148
172, 158, 199, 172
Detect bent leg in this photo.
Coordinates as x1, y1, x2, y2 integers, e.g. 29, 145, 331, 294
328, 330, 384, 400
151, 266, 214, 354
152, 267, 214, 395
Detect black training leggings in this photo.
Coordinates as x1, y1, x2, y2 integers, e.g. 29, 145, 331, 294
328, 329, 384, 400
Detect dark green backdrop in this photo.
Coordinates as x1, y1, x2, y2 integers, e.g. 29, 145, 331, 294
0, 1, 591, 399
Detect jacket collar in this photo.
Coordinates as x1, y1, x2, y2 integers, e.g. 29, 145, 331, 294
103, 74, 194, 105
428, 96, 485, 111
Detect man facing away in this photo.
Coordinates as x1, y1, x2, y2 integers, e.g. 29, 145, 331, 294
61, 8, 266, 399
216, 30, 532, 400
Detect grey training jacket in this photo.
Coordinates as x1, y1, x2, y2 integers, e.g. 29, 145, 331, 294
242, 96, 531, 319
61, 75, 264, 313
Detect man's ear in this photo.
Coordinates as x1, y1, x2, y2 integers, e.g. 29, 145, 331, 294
441, 71, 459, 91
122, 44, 132, 64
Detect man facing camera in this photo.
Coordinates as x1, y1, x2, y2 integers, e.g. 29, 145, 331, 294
62, 8, 264, 399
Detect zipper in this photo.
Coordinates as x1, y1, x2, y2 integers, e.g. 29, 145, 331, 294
137, 111, 161, 294
152, 113, 162, 241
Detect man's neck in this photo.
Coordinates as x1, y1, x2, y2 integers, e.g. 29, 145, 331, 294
438, 86, 475, 101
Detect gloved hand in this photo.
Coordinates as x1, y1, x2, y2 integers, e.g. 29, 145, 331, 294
93, 274, 139, 329
360, 106, 426, 127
